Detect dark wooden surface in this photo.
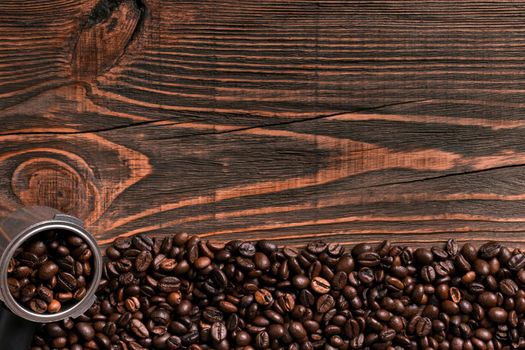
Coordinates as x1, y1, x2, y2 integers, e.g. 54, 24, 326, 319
1, 0, 525, 247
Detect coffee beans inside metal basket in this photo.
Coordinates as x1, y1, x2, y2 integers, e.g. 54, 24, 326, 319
30, 236, 525, 349
8, 230, 93, 314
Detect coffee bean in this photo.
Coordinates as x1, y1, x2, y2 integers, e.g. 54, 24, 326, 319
332, 271, 347, 290
336, 255, 355, 273
508, 252, 525, 271
38, 261, 59, 280
311, 276, 331, 294
158, 276, 180, 293
135, 250, 153, 272
76, 322, 95, 341
29, 298, 47, 314
47, 299, 61, 313
432, 246, 449, 260
488, 307, 508, 323
57, 272, 78, 292
194, 256, 211, 269
18, 252, 38, 267
255, 331, 270, 349
238, 242, 256, 257
413, 248, 433, 265
254, 288, 273, 306
289, 321, 307, 341
421, 265, 436, 283
446, 239, 459, 257
501, 278, 518, 296
316, 294, 335, 313
357, 251, 380, 267
479, 241, 501, 259
236, 330, 251, 346
130, 318, 149, 338
479, 291, 498, 307
167, 336, 182, 350
36, 285, 53, 303
209, 322, 227, 342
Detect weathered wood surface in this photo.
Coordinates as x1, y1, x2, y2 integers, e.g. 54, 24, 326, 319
1, 0, 525, 247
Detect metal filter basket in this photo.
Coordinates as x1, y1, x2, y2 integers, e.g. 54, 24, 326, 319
0, 206, 103, 349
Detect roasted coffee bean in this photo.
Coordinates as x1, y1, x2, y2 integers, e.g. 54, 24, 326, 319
130, 318, 149, 338
501, 279, 519, 296
509, 253, 525, 271
38, 261, 59, 280
255, 331, 270, 349
210, 322, 227, 342
135, 250, 153, 272
488, 307, 508, 323
36, 285, 53, 303
289, 321, 307, 341
158, 277, 181, 293
29, 298, 47, 314
18, 252, 38, 267
446, 239, 459, 257
254, 288, 273, 305
238, 242, 256, 257
479, 241, 501, 259
357, 251, 380, 267
421, 265, 436, 283
76, 322, 95, 341
317, 294, 335, 313
311, 276, 331, 294
57, 272, 78, 292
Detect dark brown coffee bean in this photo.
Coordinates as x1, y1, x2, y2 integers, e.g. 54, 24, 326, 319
18, 252, 38, 267
38, 261, 59, 280
135, 250, 153, 272
509, 252, 525, 271
479, 241, 501, 259
479, 291, 498, 307
57, 272, 78, 292
336, 255, 355, 273
29, 298, 47, 314
130, 319, 149, 338
210, 322, 227, 342
289, 322, 307, 341
421, 265, 436, 283
357, 251, 380, 267
36, 285, 53, 303
446, 239, 459, 257
195, 256, 211, 270
488, 307, 507, 323
331, 271, 347, 290
238, 242, 256, 257
316, 294, 335, 313
158, 277, 180, 293
500, 279, 518, 297
255, 331, 270, 349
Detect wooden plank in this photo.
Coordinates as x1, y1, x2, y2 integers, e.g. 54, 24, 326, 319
1, 0, 525, 247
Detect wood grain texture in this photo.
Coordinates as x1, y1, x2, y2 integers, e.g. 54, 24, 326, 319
1, 0, 525, 247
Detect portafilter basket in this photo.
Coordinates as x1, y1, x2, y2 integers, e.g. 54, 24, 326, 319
0, 206, 103, 349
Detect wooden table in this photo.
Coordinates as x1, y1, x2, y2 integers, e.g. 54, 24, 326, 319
1, 0, 524, 248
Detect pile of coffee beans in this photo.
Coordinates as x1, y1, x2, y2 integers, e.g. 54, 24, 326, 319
30, 235, 525, 349
8, 230, 94, 314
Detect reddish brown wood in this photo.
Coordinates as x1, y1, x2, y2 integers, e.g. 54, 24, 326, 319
1, 0, 525, 247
